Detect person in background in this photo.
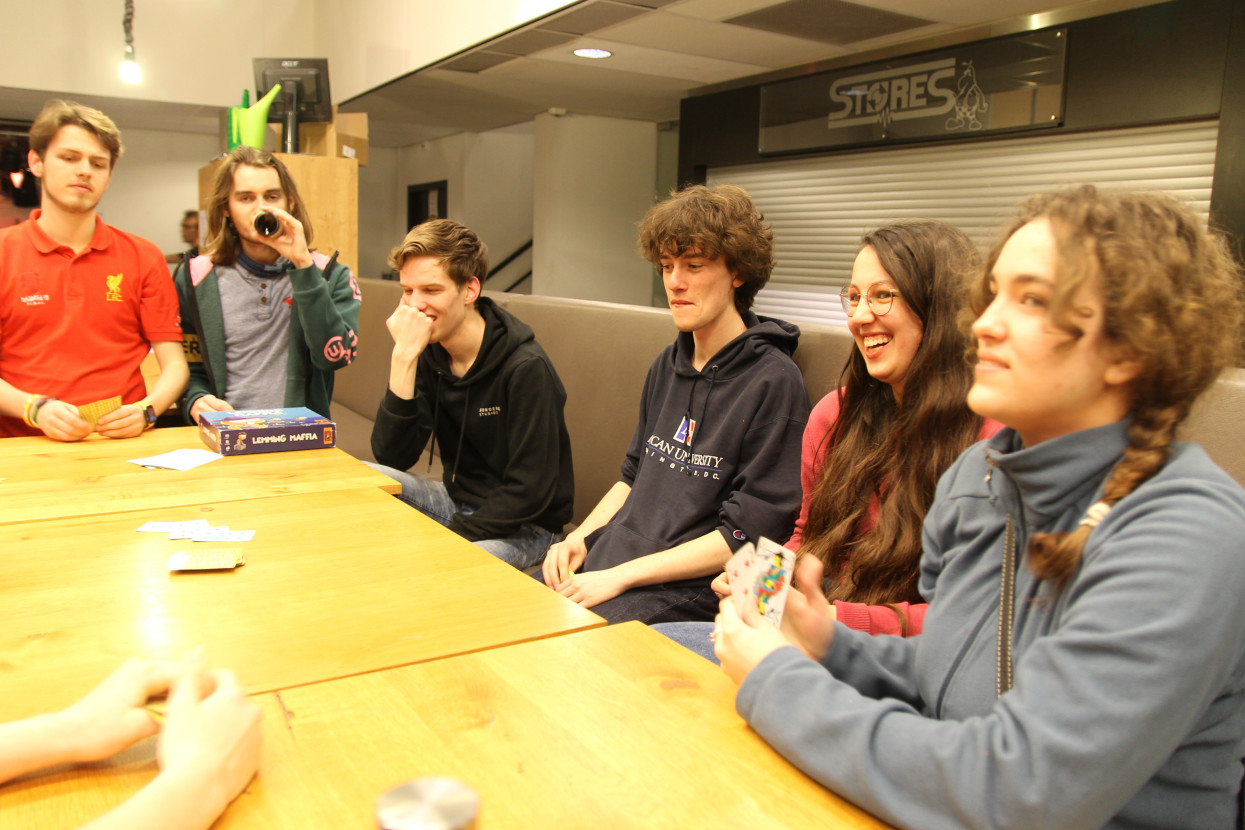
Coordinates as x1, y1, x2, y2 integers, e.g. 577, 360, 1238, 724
716, 186, 1245, 829
0, 99, 187, 440
174, 146, 360, 424
166, 209, 200, 266
542, 184, 809, 624
368, 218, 574, 569
0, 658, 261, 830
655, 220, 1002, 656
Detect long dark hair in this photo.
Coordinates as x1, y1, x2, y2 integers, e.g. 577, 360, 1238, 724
800, 220, 984, 606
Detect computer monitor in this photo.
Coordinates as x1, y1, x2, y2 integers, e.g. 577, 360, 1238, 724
253, 57, 332, 154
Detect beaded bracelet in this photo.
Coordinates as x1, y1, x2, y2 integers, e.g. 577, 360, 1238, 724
22, 394, 41, 427
24, 395, 54, 428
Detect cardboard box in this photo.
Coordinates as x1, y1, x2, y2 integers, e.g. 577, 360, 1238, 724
298, 106, 369, 166
199, 407, 336, 456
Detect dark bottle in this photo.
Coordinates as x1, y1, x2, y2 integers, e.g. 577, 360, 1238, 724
253, 211, 281, 237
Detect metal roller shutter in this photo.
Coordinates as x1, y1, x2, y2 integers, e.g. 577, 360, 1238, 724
707, 120, 1219, 326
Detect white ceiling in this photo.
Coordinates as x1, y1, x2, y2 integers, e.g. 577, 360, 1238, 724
0, 0, 1163, 148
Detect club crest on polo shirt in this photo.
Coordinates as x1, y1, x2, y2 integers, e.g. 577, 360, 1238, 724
105, 273, 124, 302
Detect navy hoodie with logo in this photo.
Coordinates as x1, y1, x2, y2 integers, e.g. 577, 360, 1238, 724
582, 312, 810, 582
370, 297, 574, 541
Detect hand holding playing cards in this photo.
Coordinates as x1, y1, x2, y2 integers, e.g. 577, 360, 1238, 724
54, 659, 182, 763
778, 555, 838, 662
96, 403, 146, 438
157, 666, 262, 820
34, 398, 92, 442
714, 596, 790, 686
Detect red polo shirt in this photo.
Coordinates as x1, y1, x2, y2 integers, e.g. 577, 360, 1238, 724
0, 211, 182, 437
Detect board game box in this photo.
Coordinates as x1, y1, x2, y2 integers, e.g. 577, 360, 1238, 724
198, 407, 336, 456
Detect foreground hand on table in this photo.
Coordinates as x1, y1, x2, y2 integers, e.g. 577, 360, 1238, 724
0, 658, 262, 830
39, 659, 180, 768
154, 666, 263, 823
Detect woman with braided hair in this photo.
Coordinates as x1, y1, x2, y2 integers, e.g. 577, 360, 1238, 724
714, 186, 1245, 829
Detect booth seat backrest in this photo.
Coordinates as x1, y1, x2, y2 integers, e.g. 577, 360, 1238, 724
1180, 366, 1245, 488
490, 293, 679, 524
330, 278, 403, 460
492, 295, 860, 523
330, 281, 1245, 523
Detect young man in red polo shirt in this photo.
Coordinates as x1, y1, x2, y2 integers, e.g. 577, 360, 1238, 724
0, 100, 187, 440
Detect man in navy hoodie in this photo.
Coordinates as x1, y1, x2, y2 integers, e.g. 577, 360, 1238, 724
368, 219, 573, 569
542, 185, 809, 624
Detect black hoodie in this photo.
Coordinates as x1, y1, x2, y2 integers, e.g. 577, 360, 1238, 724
371, 297, 574, 541
582, 313, 810, 578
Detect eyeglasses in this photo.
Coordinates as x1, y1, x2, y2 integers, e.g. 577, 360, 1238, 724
840, 285, 901, 317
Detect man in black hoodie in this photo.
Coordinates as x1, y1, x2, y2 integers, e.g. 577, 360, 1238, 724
368, 219, 573, 569
541, 185, 809, 624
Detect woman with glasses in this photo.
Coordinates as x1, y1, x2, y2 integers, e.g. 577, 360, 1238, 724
716, 187, 1245, 828
795, 220, 1002, 635
655, 219, 1001, 655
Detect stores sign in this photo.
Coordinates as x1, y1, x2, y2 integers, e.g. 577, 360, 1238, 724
759, 28, 1067, 154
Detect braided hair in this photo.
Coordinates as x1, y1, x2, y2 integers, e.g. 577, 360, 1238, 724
969, 186, 1244, 587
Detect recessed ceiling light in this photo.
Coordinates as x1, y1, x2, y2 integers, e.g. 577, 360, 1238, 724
573, 48, 612, 59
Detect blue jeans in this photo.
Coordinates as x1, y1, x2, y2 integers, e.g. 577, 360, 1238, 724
366, 462, 558, 570
650, 621, 719, 663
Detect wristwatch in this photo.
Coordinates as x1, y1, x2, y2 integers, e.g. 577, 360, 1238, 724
138, 399, 157, 430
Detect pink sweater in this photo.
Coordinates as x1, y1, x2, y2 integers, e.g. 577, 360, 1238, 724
788, 389, 1003, 636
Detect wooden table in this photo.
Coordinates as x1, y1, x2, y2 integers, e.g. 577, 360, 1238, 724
0, 426, 400, 526
0, 487, 603, 720
0, 623, 892, 829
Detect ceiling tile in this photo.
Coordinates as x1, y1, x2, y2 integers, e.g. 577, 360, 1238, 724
671, 0, 794, 22
438, 51, 517, 73
537, 1, 650, 34
527, 37, 772, 83
726, 0, 935, 45
489, 28, 577, 56
595, 9, 850, 66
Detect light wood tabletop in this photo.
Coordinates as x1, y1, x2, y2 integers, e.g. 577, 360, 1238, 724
0, 486, 603, 721
0, 425, 400, 526
0, 623, 893, 829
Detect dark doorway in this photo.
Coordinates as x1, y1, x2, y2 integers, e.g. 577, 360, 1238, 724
406, 180, 447, 230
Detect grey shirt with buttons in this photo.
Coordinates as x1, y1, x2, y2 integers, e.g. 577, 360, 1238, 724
215, 263, 292, 409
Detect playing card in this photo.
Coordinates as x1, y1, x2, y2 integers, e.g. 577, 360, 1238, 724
724, 541, 756, 591
168, 548, 246, 571
730, 536, 795, 625
77, 396, 122, 428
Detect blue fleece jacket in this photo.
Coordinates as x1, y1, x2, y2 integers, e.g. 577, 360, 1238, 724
738, 421, 1245, 829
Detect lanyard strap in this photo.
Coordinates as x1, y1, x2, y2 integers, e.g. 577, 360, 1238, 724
997, 515, 1017, 698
